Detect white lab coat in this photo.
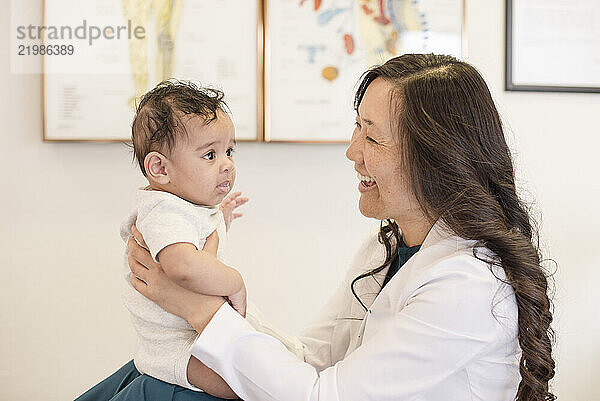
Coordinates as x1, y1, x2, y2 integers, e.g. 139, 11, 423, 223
192, 221, 521, 400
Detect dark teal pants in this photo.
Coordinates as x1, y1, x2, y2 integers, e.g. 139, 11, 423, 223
74, 360, 231, 401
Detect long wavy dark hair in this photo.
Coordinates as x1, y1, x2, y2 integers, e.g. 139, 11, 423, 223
350, 54, 555, 401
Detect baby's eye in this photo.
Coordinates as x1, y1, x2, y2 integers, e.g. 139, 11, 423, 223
226, 147, 235, 157
202, 151, 215, 160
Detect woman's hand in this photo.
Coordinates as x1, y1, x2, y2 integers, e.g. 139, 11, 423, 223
220, 191, 249, 231
227, 283, 247, 318
128, 225, 226, 333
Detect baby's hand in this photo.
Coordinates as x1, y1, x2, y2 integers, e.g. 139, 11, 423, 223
227, 282, 247, 318
204, 230, 219, 257
220, 191, 249, 231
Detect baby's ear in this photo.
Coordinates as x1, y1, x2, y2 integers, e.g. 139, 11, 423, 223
144, 152, 169, 184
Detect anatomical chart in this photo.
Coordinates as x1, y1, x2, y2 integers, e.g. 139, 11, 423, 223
265, 0, 463, 142
43, 0, 259, 141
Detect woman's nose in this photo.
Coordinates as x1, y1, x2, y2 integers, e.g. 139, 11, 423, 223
346, 136, 361, 163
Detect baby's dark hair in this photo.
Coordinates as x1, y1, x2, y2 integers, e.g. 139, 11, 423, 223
131, 79, 228, 176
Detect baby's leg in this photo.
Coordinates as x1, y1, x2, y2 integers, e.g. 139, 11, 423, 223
74, 360, 141, 400
108, 373, 232, 401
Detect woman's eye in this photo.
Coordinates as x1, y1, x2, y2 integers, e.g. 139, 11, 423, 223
366, 136, 378, 144
202, 151, 215, 160
226, 148, 235, 157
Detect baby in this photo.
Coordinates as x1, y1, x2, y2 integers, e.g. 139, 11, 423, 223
120, 80, 247, 396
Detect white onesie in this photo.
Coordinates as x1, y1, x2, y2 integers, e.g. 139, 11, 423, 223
120, 189, 228, 391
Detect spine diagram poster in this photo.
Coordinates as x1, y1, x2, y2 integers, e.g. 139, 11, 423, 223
42, 0, 260, 141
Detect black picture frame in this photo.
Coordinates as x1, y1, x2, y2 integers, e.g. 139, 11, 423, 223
505, 0, 600, 93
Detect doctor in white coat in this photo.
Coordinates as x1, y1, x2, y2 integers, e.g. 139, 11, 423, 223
125, 54, 556, 401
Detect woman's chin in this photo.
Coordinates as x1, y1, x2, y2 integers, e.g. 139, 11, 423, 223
358, 198, 382, 220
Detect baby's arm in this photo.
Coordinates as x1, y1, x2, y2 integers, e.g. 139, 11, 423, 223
157, 243, 243, 297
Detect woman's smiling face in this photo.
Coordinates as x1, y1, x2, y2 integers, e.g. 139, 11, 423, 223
345, 77, 422, 223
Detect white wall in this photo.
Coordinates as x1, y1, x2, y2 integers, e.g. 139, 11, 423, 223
1, 1, 599, 400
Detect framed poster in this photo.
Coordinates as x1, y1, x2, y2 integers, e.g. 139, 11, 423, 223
42, 0, 263, 141
264, 0, 465, 142
506, 0, 600, 93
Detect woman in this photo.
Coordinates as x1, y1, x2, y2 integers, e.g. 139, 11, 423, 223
79, 54, 556, 400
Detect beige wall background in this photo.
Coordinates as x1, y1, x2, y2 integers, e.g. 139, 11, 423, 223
1, 1, 599, 400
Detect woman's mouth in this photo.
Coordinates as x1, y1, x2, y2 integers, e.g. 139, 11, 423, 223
216, 180, 231, 194
357, 172, 376, 192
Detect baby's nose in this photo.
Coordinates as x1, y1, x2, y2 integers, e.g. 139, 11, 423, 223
221, 158, 234, 173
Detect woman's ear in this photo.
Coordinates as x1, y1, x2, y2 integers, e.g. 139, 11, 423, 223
144, 152, 170, 185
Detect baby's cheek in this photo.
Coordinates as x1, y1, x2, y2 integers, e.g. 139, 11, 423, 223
193, 169, 212, 182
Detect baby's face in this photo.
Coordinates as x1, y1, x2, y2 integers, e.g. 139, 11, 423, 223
166, 110, 236, 206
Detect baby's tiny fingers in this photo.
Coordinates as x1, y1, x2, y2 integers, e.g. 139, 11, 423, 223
236, 197, 249, 206
224, 191, 242, 203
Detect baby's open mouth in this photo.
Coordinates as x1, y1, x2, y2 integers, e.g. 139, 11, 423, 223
217, 180, 231, 193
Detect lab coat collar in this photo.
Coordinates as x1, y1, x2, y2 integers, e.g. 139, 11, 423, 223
353, 219, 457, 311
421, 219, 456, 249
396, 218, 456, 250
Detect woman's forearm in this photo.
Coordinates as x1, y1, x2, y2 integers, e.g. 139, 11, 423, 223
187, 356, 239, 399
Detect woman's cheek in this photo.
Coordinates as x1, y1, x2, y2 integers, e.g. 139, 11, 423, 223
363, 148, 376, 173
